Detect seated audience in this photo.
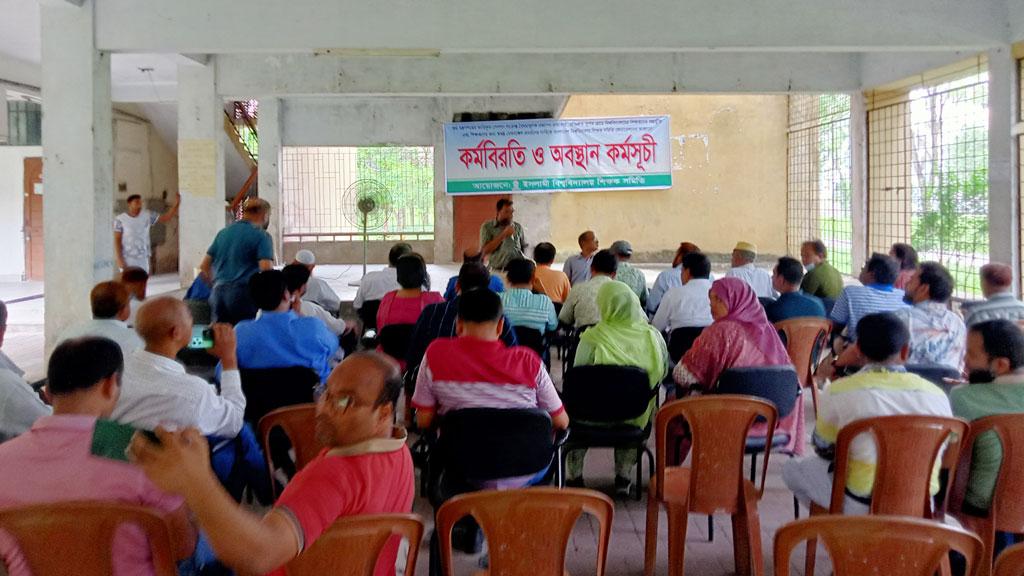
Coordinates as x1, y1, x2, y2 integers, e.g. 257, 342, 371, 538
566, 281, 668, 494
57, 281, 144, 355
609, 240, 648, 308
130, 352, 413, 576
292, 249, 341, 314
830, 252, 907, 340
725, 241, 776, 299
651, 251, 714, 333
0, 300, 50, 442
282, 264, 350, 336
764, 257, 826, 323
354, 242, 412, 313
964, 263, 1024, 326
564, 230, 600, 286
783, 312, 952, 514
559, 249, 619, 329
500, 258, 558, 334
443, 249, 504, 299
647, 242, 701, 316
531, 242, 571, 304
121, 266, 149, 326
407, 263, 518, 372
0, 337, 195, 574
890, 242, 919, 290
799, 239, 844, 300
377, 254, 444, 331
235, 270, 339, 383
951, 320, 1024, 515
894, 261, 965, 370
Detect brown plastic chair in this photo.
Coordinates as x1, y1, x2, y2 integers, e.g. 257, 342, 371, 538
950, 414, 1024, 576
285, 513, 425, 576
774, 317, 831, 413
775, 515, 983, 576
0, 502, 177, 576
994, 542, 1024, 576
804, 414, 969, 575
644, 395, 777, 576
258, 403, 323, 498
436, 487, 613, 576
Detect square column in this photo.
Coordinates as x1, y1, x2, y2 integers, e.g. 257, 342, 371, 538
257, 97, 282, 261
849, 92, 868, 270
988, 46, 1020, 290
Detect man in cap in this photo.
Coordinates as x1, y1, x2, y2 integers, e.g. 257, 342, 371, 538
292, 249, 341, 315
609, 240, 648, 308
725, 241, 776, 299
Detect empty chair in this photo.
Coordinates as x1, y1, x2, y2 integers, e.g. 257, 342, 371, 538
239, 366, 319, 425
645, 395, 777, 576
667, 326, 705, 364
378, 323, 417, 365
285, 514, 424, 576
994, 542, 1024, 576
258, 403, 322, 498
0, 502, 177, 576
774, 515, 983, 576
774, 317, 831, 412
358, 299, 382, 333
436, 488, 613, 576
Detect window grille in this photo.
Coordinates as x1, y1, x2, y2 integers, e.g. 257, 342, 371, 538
281, 146, 435, 242
7, 100, 41, 146
787, 94, 853, 273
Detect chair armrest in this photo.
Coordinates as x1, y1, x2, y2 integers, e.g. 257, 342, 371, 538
554, 427, 571, 447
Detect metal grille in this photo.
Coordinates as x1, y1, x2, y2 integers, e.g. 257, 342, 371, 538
787, 94, 853, 273
281, 146, 435, 241
867, 67, 989, 299
7, 100, 41, 146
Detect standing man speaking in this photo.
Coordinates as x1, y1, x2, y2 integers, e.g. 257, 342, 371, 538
114, 193, 181, 273
200, 199, 274, 324
479, 198, 526, 273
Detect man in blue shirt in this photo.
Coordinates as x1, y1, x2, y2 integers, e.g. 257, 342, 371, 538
200, 199, 274, 324
234, 270, 339, 383
765, 257, 826, 323
831, 253, 908, 341
443, 249, 504, 300
500, 258, 558, 333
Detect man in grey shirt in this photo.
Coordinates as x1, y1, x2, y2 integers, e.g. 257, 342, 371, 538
564, 230, 600, 286
479, 198, 526, 271
0, 300, 51, 442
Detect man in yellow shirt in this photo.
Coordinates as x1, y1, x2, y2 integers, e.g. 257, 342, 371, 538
531, 242, 571, 305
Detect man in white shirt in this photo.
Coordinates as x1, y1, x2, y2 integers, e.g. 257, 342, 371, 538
114, 193, 180, 273
292, 249, 341, 315
57, 281, 143, 356
113, 297, 245, 438
725, 241, 776, 299
353, 242, 412, 312
651, 252, 714, 333
0, 300, 51, 442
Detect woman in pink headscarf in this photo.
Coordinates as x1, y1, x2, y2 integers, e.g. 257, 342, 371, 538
671, 277, 806, 458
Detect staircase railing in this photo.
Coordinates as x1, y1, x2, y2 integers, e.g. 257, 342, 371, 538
224, 100, 259, 164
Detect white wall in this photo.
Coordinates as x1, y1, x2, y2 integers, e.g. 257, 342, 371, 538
0, 146, 41, 280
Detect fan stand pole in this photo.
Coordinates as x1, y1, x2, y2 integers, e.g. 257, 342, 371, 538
347, 211, 370, 287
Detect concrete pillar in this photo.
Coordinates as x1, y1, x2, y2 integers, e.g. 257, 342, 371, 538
257, 97, 282, 262
987, 46, 1020, 291
432, 98, 454, 263
40, 0, 114, 350
849, 92, 868, 272
177, 62, 226, 286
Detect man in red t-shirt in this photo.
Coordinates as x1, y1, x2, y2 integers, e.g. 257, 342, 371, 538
130, 351, 414, 576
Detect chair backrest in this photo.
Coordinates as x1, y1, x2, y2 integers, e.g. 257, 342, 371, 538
378, 324, 417, 361
285, 514, 424, 576
358, 300, 382, 330
774, 515, 982, 576
994, 542, 1024, 576
654, 396, 777, 511
831, 415, 968, 516
716, 366, 800, 419
957, 414, 1024, 532
436, 488, 613, 576
562, 365, 653, 423
774, 317, 831, 389
258, 403, 322, 473
0, 502, 177, 576
513, 326, 547, 357
240, 367, 319, 424
436, 408, 555, 483
904, 364, 962, 394
667, 326, 706, 364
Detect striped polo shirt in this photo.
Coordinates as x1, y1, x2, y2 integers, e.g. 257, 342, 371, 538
500, 288, 559, 333
410, 337, 564, 418
830, 284, 908, 339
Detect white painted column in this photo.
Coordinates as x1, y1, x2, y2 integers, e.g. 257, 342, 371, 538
40, 0, 114, 350
432, 98, 454, 263
987, 46, 1020, 291
257, 97, 282, 262
849, 91, 868, 272
177, 62, 226, 286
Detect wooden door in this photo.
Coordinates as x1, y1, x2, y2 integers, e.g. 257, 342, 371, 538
23, 157, 44, 281
452, 194, 509, 259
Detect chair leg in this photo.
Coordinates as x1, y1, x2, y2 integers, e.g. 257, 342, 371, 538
804, 502, 826, 576
667, 503, 690, 576
749, 452, 757, 484
741, 482, 765, 576
556, 447, 565, 488
644, 491, 659, 576
635, 445, 644, 501
793, 495, 800, 519
707, 515, 714, 542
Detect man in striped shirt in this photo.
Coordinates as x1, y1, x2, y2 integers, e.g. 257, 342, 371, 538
963, 263, 1024, 326
500, 259, 558, 334
830, 252, 908, 341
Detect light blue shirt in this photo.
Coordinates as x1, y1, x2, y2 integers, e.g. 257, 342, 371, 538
500, 288, 559, 333
235, 311, 339, 382
648, 266, 683, 314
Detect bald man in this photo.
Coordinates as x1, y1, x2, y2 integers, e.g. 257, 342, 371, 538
964, 263, 1024, 326
112, 296, 246, 438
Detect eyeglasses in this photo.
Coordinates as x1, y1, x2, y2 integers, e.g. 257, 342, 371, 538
320, 391, 374, 414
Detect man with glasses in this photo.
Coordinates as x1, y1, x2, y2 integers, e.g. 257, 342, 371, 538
130, 352, 414, 576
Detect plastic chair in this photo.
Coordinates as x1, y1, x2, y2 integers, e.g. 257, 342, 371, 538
644, 395, 777, 576
378, 323, 417, 363
994, 542, 1024, 576
0, 502, 177, 576
774, 317, 831, 413
667, 326, 706, 364
513, 326, 550, 367
285, 514, 424, 576
436, 488, 613, 576
239, 366, 319, 425
258, 403, 322, 498
775, 515, 983, 576
905, 364, 963, 395
358, 299, 382, 332
560, 365, 656, 500
950, 414, 1024, 576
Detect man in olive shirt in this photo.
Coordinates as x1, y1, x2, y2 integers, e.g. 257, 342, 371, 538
479, 199, 526, 271
799, 239, 844, 300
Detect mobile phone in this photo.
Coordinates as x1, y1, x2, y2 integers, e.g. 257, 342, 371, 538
90, 420, 160, 462
188, 325, 214, 349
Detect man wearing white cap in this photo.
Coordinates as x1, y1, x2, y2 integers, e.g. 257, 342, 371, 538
725, 241, 776, 299
293, 250, 341, 315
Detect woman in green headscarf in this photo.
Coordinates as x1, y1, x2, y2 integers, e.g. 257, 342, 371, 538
565, 280, 669, 494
